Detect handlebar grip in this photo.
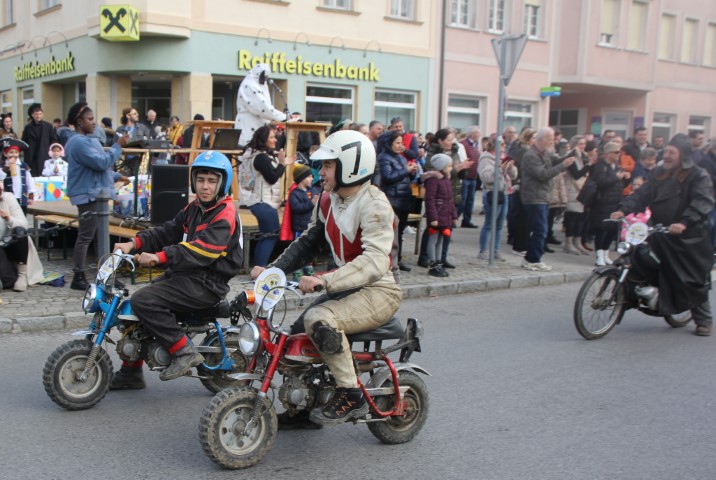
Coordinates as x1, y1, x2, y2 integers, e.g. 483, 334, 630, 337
133, 254, 157, 267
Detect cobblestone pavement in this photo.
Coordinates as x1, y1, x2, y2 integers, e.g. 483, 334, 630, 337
0, 213, 597, 334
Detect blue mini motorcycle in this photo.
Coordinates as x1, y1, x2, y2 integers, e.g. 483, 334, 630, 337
43, 251, 252, 410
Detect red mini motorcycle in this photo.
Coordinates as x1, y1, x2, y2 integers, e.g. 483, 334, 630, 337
198, 268, 429, 469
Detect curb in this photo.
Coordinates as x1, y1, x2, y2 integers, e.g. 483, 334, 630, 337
0, 270, 592, 335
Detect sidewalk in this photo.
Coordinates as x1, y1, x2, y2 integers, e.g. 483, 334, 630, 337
0, 211, 597, 334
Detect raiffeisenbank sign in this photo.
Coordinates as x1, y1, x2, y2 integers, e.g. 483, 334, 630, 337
238, 50, 380, 82
14, 52, 76, 82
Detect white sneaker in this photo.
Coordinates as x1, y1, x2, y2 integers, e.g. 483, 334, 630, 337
404, 226, 416, 235
494, 252, 507, 262
477, 251, 488, 260
522, 262, 552, 272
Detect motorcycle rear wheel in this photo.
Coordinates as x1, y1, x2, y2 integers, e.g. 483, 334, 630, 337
42, 339, 113, 411
574, 270, 626, 340
664, 311, 692, 328
367, 371, 429, 444
198, 386, 277, 469
197, 332, 249, 394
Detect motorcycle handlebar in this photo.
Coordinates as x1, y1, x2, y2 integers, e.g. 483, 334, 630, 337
133, 254, 157, 267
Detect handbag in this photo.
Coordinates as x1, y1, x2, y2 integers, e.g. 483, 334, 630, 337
577, 177, 598, 207
486, 190, 505, 205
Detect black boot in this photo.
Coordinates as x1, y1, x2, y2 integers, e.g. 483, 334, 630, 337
428, 261, 449, 278
110, 366, 146, 390
159, 344, 204, 381
70, 271, 88, 291
309, 387, 369, 425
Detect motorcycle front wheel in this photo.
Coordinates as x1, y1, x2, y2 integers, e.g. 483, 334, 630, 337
198, 386, 277, 469
664, 311, 692, 328
574, 270, 626, 340
367, 370, 430, 444
42, 339, 113, 410
197, 332, 249, 394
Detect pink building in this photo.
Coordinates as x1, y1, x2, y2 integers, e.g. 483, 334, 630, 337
440, 0, 716, 142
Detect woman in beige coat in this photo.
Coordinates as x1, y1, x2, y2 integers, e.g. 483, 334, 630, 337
562, 136, 592, 254
0, 184, 44, 291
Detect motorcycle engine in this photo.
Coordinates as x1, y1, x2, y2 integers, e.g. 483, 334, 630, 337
278, 368, 323, 409
145, 341, 171, 369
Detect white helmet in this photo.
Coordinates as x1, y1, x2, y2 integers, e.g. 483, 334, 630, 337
310, 130, 376, 188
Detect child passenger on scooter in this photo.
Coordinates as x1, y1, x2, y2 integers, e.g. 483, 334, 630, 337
251, 130, 401, 427
110, 151, 243, 389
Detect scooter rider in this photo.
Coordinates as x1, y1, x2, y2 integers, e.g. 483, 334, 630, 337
111, 151, 243, 388
611, 133, 715, 336
251, 130, 402, 425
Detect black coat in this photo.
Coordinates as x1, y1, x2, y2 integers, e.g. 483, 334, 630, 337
589, 160, 626, 230
377, 149, 413, 212
620, 165, 715, 314
21, 120, 57, 177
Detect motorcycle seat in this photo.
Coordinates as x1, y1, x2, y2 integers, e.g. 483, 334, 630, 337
176, 299, 231, 324
347, 316, 405, 342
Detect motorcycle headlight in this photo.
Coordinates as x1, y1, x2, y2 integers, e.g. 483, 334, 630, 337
238, 322, 260, 356
617, 242, 631, 255
82, 284, 99, 313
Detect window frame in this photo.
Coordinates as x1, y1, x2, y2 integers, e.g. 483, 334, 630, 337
651, 112, 675, 142
305, 83, 355, 125
487, 0, 505, 34
504, 100, 536, 132
446, 93, 483, 133
449, 0, 478, 30
626, 0, 648, 52
523, 1, 541, 40
680, 17, 700, 64
1, 90, 12, 115
688, 115, 710, 137
322, 0, 352, 10
373, 89, 418, 132
658, 13, 677, 60
389, 0, 416, 21
602, 110, 632, 138
2, 0, 13, 26
599, 0, 621, 47
705, 23, 716, 67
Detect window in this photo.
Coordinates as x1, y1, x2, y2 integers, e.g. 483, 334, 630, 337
523, 0, 541, 39
627, 0, 648, 51
450, 0, 477, 29
658, 14, 676, 60
488, 0, 505, 33
504, 101, 534, 132
390, 0, 415, 21
1, 90, 11, 115
651, 113, 674, 142
681, 18, 699, 64
549, 109, 580, 140
40, 0, 58, 8
602, 111, 631, 138
21, 88, 34, 111
688, 116, 710, 137
322, 0, 351, 9
305, 84, 354, 125
374, 90, 417, 132
704, 23, 716, 66
447, 95, 482, 133
599, 0, 620, 46
2, 0, 13, 25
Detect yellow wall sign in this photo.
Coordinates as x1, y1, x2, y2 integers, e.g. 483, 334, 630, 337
238, 50, 380, 82
99, 5, 140, 42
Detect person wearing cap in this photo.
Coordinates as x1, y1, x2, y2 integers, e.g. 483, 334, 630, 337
590, 141, 631, 266
20, 103, 58, 177
0, 145, 37, 214
279, 163, 316, 281
612, 133, 715, 336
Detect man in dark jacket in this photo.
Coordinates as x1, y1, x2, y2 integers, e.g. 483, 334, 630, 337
613, 134, 715, 336
21, 103, 58, 177
110, 151, 243, 388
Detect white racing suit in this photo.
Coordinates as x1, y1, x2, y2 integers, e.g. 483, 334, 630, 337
271, 182, 401, 388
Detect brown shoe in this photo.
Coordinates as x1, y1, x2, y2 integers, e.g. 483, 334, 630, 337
695, 324, 712, 336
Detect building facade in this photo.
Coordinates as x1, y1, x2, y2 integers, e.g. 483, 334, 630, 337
0, 0, 436, 133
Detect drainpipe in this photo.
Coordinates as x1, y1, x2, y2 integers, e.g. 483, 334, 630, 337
437, 0, 447, 128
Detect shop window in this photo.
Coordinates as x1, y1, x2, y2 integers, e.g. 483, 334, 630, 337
627, 0, 648, 51
523, 0, 541, 39
688, 116, 710, 137
488, 0, 504, 33
602, 111, 630, 138
21, 87, 34, 112
2, 0, 13, 26
1, 90, 11, 115
658, 14, 676, 60
651, 113, 674, 142
450, 0, 477, 29
447, 94, 482, 133
322, 0, 351, 9
599, 0, 620, 46
549, 109, 580, 140
705, 23, 716, 67
390, 0, 415, 21
374, 89, 417, 132
681, 18, 699, 64
305, 84, 354, 125
504, 101, 534, 132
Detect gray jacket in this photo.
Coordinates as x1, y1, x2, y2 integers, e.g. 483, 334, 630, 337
520, 146, 569, 205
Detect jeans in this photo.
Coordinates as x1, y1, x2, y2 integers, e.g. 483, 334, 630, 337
479, 191, 508, 253
459, 179, 477, 225
73, 202, 99, 273
524, 204, 548, 264
249, 202, 280, 267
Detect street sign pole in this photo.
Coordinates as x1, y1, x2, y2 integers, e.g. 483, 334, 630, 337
488, 34, 527, 267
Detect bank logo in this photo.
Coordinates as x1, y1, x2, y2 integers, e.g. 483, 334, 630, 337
99, 5, 140, 42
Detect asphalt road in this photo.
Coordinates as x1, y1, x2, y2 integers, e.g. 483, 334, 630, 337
1, 283, 715, 480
